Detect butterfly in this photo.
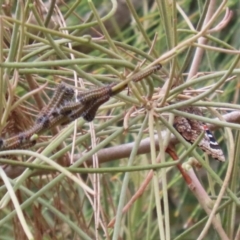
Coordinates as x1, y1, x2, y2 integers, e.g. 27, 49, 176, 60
173, 106, 225, 162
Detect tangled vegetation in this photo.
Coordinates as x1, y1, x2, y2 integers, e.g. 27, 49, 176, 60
0, 1, 240, 239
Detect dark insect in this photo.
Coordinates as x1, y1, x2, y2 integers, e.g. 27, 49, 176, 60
0, 120, 45, 150
82, 94, 111, 122
59, 101, 84, 116
0, 63, 162, 151
77, 85, 112, 104
37, 83, 74, 122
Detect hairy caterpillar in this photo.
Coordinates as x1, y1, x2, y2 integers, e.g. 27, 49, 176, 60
108, 64, 162, 95
82, 94, 111, 122
59, 101, 84, 116
77, 85, 112, 104
131, 64, 162, 82
61, 105, 87, 125
0, 122, 43, 150
0, 138, 37, 152
73, 64, 161, 104
0, 64, 162, 151
37, 83, 65, 118
37, 83, 74, 122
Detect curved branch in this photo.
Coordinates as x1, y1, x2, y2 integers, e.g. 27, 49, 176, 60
80, 110, 240, 165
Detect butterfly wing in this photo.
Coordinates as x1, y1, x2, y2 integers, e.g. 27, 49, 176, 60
173, 107, 225, 162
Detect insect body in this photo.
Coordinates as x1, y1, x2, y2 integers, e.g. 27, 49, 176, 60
173, 106, 225, 162
0, 63, 162, 151
77, 85, 112, 104
0, 121, 44, 150
36, 84, 74, 122
82, 94, 111, 122
132, 64, 162, 82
